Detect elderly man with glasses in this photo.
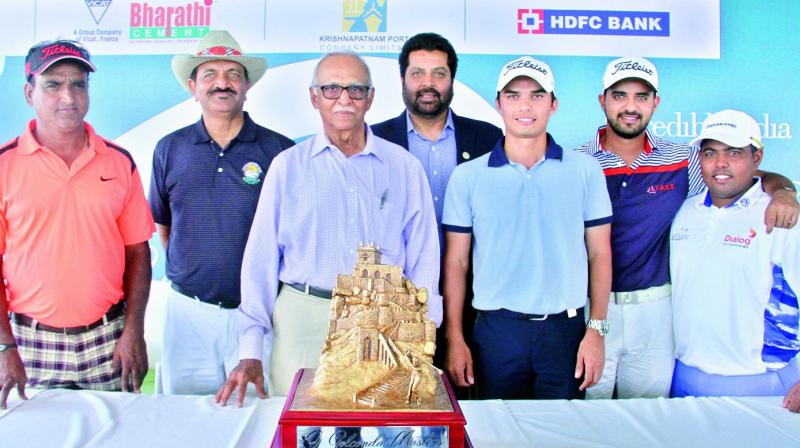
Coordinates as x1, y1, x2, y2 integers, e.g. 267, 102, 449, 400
216, 51, 440, 409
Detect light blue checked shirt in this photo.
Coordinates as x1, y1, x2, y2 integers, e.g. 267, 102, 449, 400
238, 126, 441, 360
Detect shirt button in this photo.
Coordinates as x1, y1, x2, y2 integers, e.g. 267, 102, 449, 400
527, 174, 531, 179
622, 181, 627, 187
349, 188, 355, 193
432, 170, 438, 176
219, 152, 224, 157
217, 167, 223, 173
431, 146, 436, 152
349, 218, 355, 224
434, 196, 439, 202
349, 249, 354, 254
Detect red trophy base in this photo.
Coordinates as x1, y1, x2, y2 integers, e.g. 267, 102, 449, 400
271, 369, 470, 448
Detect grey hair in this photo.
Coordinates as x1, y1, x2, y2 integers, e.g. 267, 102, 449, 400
310, 50, 373, 87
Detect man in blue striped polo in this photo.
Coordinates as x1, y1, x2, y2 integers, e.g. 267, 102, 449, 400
575, 57, 799, 400
149, 30, 294, 395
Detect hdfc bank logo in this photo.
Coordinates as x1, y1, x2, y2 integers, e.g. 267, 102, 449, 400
516, 8, 670, 37
518, 9, 545, 34
723, 229, 757, 249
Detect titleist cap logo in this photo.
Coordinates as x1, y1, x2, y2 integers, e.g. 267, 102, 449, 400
503, 59, 549, 77
610, 60, 654, 77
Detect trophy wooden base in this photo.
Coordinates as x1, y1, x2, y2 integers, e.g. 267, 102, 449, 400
271, 369, 470, 448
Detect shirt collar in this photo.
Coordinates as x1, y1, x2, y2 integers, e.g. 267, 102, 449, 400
18, 119, 106, 155
488, 133, 563, 167
700, 177, 763, 209
593, 125, 656, 156
405, 108, 455, 137
191, 111, 257, 145
310, 124, 383, 163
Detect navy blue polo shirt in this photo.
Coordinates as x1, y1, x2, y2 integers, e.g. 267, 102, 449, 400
149, 112, 294, 303
574, 126, 704, 292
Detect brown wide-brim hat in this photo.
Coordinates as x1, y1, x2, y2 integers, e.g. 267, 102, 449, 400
171, 30, 267, 93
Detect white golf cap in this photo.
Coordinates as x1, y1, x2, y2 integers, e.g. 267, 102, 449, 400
496, 56, 555, 94
689, 109, 763, 149
602, 56, 659, 92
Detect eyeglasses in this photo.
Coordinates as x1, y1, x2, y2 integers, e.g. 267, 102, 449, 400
315, 84, 371, 100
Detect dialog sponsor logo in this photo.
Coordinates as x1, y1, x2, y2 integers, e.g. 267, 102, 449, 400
517, 8, 669, 36
723, 230, 756, 249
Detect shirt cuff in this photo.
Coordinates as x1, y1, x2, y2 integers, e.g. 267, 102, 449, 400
238, 327, 266, 361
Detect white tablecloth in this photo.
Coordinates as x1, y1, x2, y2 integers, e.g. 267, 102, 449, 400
2, 389, 798, 447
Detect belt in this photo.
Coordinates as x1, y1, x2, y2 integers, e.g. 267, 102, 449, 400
171, 283, 239, 309
12, 300, 126, 335
481, 307, 583, 321
611, 283, 671, 305
286, 283, 333, 300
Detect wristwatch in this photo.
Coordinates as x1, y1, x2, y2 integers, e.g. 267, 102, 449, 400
0, 342, 17, 352
586, 319, 610, 336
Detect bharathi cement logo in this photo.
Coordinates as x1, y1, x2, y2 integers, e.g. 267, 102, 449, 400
129, 0, 213, 40
343, 0, 387, 33
517, 8, 669, 36
85, 0, 113, 24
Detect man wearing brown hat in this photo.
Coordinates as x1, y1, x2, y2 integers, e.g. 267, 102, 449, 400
0, 39, 155, 408
149, 30, 293, 395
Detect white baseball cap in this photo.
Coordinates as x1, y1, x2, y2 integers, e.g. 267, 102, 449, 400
689, 109, 764, 149
496, 56, 555, 94
602, 56, 659, 92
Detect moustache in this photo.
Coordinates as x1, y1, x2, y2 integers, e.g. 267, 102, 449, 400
617, 111, 643, 120
416, 88, 441, 99
209, 87, 237, 95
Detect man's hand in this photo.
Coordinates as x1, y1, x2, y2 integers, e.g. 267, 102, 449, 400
575, 330, 605, 391
783, 381, 800, 412
445, 339, 474, 388
765, 189, 799, 233
0, 350, 28, 409
215, 359, 267, 407
112, 326, 148, 393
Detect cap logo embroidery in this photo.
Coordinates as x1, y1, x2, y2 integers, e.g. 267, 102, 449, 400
610, 60, 653, 76
503, 59, 548, 77
40, 44, 83, 60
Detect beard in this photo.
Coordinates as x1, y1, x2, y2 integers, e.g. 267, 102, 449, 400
403, 84, 454, 118
607, 112, 649, 139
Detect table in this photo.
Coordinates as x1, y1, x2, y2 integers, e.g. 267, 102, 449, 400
2, 389, 798, 447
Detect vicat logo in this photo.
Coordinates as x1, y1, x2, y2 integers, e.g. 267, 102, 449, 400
646, 183, 675, 194
343, 0, 387, 33
85, 0, 113, 25
129, 0, 213, 40
723, 229, 757, 249
516, 9, 669, 37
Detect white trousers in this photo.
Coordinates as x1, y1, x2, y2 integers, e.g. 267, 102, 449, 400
587, 295, 675, 399
269, 285, 331, 396
161, 287, 270, 395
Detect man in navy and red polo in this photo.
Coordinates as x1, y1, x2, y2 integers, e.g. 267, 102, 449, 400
149, 30, 293, 395
575, 56, 799, 399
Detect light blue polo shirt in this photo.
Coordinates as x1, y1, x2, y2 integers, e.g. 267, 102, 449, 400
442, 135, 613, 314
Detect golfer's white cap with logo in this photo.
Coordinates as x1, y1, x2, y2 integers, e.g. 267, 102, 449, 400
689, 109, 764, 149
602, 56, 659, 92
496, 56, 555, 94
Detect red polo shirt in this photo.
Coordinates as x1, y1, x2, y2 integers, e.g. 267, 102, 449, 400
0, 120, 154, 326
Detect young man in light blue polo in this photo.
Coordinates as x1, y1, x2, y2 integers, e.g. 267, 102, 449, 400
442, 56, 613, 399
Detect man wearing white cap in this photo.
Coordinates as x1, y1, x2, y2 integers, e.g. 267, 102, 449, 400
670, 110, 800, 412
149, 30, 294, 395
575, 57, 799, 400
443, 56, 612, 399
